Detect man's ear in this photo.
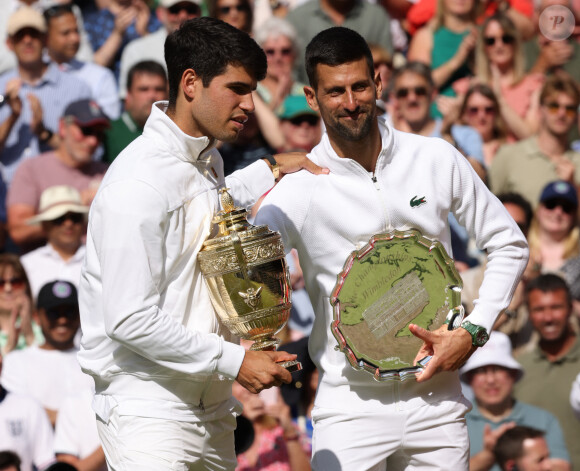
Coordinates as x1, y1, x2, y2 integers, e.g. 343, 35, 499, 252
304, 86, 319, 112
6, 37, 14, 53
181, 69, 199, 101
375, 72, 382, 100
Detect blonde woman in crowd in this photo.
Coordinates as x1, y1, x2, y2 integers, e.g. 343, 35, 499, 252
468, 13, 543, 140
0, 254, 40, 354
460, 83, 508, 167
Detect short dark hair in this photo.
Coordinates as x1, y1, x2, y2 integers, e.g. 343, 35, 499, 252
392, 61, 435, 90
43, 3, 74, 25
0, 451, 21, 471
494, 426, 545, 470
540, 75, 580, 109
497, 192, 533, 232
525, 273, 572, 307
164, 17, 267, 108
127, 60, 167, 91
305, 27, 374, 91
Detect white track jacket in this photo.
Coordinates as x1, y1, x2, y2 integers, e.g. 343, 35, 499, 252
78, 102, 275, 422
255, 118, 529, 411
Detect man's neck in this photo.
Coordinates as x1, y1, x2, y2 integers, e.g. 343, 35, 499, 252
407, 117, 435, 137
48, 52, 73, 66
18, 61, 48, 84
540, 329, 577, 361
537, 129, 568, 157
477, 397, 515, 422
50, 240, 81, 261
55, 148, 83, 169
327, 120, 382, 172
320, 0, 356, 24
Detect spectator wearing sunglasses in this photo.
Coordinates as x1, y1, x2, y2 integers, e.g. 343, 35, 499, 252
118, 0, 201, 98
525, 181, 580, 304
0, 7, 92, 185
254, 18, 305, 113
0, 280, 94, 427
459, 83, 508, 168
0, 253, 43, 354
6, 99, 109, 252
209, 0, 253, 33
277, 95, 321, 153
20, 186, 88, 302
490, 76, 580, 209
456, 13, 544, 142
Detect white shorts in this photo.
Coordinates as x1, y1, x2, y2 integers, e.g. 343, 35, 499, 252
311, 395, 471, 471
96, 407, 237, 471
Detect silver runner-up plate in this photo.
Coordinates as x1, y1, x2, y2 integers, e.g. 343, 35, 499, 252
330, 230, 463, 382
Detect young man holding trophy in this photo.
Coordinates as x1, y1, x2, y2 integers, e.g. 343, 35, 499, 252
254, 27, 529, 470
77, 17, 326, 469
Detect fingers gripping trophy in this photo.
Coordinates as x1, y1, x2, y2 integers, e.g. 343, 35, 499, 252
198, 188, 302, 372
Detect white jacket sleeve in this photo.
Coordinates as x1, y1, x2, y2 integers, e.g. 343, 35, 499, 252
449, 148, 529, 333
225, 158, 274, 208
90, 180, 244, 379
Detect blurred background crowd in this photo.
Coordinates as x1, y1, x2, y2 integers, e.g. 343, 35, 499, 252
0, 0, 579, 469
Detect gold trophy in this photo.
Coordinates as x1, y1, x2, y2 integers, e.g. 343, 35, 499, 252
198, 188, 301, 372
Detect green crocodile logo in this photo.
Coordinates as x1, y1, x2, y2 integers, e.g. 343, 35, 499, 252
410, 196, 426, 208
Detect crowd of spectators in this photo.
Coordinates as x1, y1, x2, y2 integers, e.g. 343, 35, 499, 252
0, 0, 579, 469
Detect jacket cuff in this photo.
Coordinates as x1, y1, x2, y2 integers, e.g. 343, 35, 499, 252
216, 340, 246, 379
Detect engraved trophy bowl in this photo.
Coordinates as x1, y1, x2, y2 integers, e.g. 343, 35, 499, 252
198, 188, 301, 372
330, 229, 463, 382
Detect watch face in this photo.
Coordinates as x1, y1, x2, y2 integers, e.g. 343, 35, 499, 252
476, 330, 489, 345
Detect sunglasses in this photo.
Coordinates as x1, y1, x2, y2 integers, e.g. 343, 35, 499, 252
12, 27, 44, 42
467, 106, 495, 116
544, 102, 577, 118
44, 307, 79, 320
288, 115, 319, 126
79, 126, 106, 140
543, 199, 576, 214
265, 48, 293, 57
219, 4, 248, 14
395, 86, 428, 99
51, 212, 85, 225
0, 278, 25, 290
483, 34, 515, 46
168, 3, 200, 15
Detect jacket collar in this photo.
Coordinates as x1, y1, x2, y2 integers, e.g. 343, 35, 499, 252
313, 116, 395, 176
143, 101, 214, 163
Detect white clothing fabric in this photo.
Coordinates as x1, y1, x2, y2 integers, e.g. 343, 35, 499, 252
59, 59, 120, 120
118, 28, 167, 98
571, 372, 580, 420
21, 243, 86, 301
1, 345, 94, 413
254, 117, 528, 465
311, 395, 471, 470
0, 390, 55, 471
78, 101, 274, 427
54, 389, 107, 471
96, 406, 238, 470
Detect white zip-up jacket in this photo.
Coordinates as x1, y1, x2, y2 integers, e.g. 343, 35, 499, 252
255, 118, 529, 411
78, 102, 275, 422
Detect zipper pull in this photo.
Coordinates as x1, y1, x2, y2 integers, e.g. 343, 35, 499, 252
372, 175, 377, 183
199, 398, 205, 413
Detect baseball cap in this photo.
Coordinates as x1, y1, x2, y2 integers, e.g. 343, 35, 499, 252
539, 180, 578, 207
7, 7, 47, 37
159, 0, 202, 8
459, 331, 524, 382
26, 185, 89, 225
37, 280, 78, 311
63, 99, 110, 128
278, 95, 319, 120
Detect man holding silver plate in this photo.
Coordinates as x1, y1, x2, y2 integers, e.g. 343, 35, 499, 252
254, 27, 529, 470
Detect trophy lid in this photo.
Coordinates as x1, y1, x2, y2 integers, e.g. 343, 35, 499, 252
201, 188, 278, 253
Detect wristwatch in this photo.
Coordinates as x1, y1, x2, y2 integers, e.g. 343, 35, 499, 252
460, 320, 489, 347
263, 154, 281, 181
